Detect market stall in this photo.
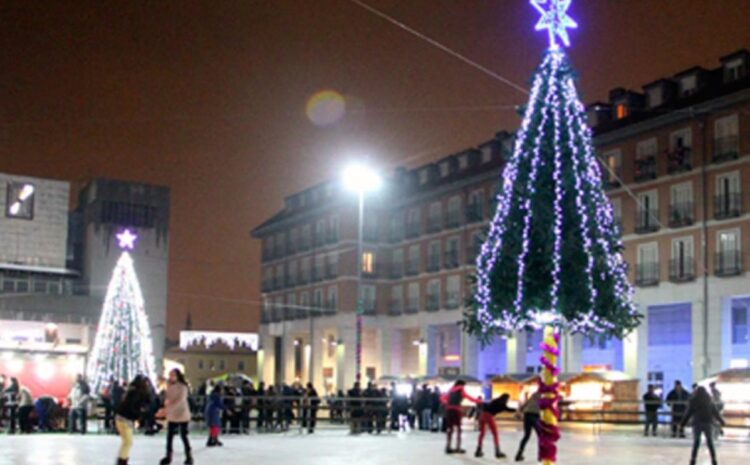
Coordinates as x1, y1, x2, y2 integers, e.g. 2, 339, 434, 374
699, 368, 750, 427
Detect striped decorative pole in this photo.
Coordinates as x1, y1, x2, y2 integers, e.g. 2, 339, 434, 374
538, 326, 561, 465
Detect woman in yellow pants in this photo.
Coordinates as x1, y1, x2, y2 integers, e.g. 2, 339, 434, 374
114, 376, 150, 465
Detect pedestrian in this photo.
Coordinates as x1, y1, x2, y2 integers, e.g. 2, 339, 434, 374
680, 386, 725, 465
666, 380, 690, 438
430, 387, 442, 433
475, 393, 515, 458
256, 381, 266, 430
17, 384, 34, 433
160, 368, 193, 465
205, 384, 224, 447
642, 384, 662, 437
301, 382, 320, 433
416, 384, 432, 431
514, 391, 542, 462
710, 382, 724, 437
67, 375, 89, 434
114, 375, 151, 465
240, 380, 254, 434
442, 380, 480, 455
4, 377, 19, 434
347, 382, 363, 434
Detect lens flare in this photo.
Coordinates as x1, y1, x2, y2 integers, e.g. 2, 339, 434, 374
306, 90, 346, 127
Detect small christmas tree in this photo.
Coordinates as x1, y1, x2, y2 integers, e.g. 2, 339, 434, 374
465, 2, 640, 464
86, 229, 157, 394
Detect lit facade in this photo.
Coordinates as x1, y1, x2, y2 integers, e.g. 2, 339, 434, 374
252, 49, 750, 394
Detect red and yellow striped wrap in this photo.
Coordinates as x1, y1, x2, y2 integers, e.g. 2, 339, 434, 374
538, 326, 561, 465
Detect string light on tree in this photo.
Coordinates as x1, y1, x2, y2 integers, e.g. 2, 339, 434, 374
86, 229, 157, 394
465, 2, 639, 465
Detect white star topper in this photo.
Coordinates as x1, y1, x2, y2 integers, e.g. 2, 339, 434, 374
531, 0, 578, 49
116, 229, 138, 250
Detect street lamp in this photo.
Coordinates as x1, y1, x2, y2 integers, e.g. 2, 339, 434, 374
342, 162, 382, 382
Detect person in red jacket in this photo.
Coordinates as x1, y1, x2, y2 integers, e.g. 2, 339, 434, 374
442, 380, 480, 454
475, 393, 516, 458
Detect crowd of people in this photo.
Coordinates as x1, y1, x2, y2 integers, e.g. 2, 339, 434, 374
0, 371, 732, 465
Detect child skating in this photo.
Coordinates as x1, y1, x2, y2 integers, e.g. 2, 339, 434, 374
205, 384, 224, 447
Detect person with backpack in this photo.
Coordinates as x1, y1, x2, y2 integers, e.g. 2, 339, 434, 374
114, 376, 151, 465
160, 369, 193, 465
680, 386, 725, 465
441, 380, 480, 455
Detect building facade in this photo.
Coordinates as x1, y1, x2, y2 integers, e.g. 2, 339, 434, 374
252, 49, 750, 394
0, 174, 170, 396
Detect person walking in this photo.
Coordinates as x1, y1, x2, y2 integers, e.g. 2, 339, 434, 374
514, 391, 542, 462
205, 384, 224, 447
301, 383, 320, 434
666, 380, 690, 438
114, 375, 151, 465
4, 377, 19, 434
680, 386, 725, 465
416, 384, 432, 431
160, 368, 193, 465
347, 382, 364, 434
442, 380, 480, 455
643, 385, 662, 437
475, 393, 515, 458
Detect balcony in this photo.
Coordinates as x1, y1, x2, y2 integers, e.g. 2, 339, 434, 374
445, 212, 461, 229
298, 273, 310, 285
326, 231, 339, 245
445, 294, 460, 310
636, 262, 660, 286
406, 298, 420, 314
272, 277, 284, 290
273, 246, 286, 259
613, 217, 623, 234
388, 228, 404, 243
299, 239, 312, 252
426, 216, 443, 233
324, 299, 337, 315
426, 295, 440, 312
714, 193, 741, 219
634, 157, 657, 182
406, 222, 421, 239
713, 136, 740, 164
667, 147, 692, 174
314, 233, 327, 248
668, 202, 694, 228
405, 261, 420, 276
603, 167, 623, 190
444, 250, 460, 269
284, 275, 297, 288
465, 203, 483, 223
426, 257, 441, 272
311, 268, 324, 283
389, 264, 404, 280
325, 265, 338, 280
715, 250, 742, 277
261, 280, 273, 293
669, 258, 695, 282
635, 208, 660, 234
361, 300, 377, 316
388, 300, 403, 316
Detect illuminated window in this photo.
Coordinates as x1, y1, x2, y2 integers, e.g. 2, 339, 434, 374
362, 251, 375, 274
5, 182, 35, 220
616, 104, 628, 120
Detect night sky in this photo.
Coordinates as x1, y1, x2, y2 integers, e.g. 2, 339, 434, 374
1, 1, 748, 338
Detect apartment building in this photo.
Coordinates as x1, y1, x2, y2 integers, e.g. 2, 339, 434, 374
253, 48, 750, 394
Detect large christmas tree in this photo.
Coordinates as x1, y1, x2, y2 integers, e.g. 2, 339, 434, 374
464, 1, 640, 464
86, 229, 157, 394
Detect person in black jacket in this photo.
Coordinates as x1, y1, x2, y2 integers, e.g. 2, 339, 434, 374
680, 386, 725, 465
301, 383, 320, 433
666, 380, 690, 438
347, 382, 363, 434
475, 394, 516, 458
642, 385, 662, 437
115, 376, 150, 465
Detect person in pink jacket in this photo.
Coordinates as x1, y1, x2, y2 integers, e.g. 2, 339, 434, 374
160, 369, 193, 465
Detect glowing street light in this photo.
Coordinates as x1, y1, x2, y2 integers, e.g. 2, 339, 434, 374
341, 162, 382, 382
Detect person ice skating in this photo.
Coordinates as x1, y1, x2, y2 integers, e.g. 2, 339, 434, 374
475, 393, 515, 458
680, 386, 725, 465
205, 384, 224, 447
160, 368, 193, 465
666, 380, 690, 438
114, 375, 150, 465
643, 385, 662, 437
442, 379, 480, 454
710, 382, 724, 437
514, 391, 541, 462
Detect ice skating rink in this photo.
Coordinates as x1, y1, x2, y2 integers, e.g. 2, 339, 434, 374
0, 427, 748, 465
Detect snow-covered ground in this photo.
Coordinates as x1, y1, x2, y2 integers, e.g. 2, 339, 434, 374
1, 426, 748, 465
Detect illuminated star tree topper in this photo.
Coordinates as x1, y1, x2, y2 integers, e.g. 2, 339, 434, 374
117, 229, 138, 250
531, 0, 578, 49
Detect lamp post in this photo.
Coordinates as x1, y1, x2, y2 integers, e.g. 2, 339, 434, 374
342, 163, 382, 382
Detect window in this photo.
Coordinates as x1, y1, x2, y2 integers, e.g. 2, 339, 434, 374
445, 237, 460, 268
715, 171, 741, 219
716, 229, 741, 275
439, 161, 450, 178
313, 288, 324, 309
219, 359, 226, 371
360, 284, 376, 313
407, 283, 420, 312
327, 286, 338, 312
328, 215, 339, 243
670, 182, 694, 226
714, 114, 739, 160
636, 190, 659, 232
724, 57, 745, 82
419, 169, 429, 185
615, 103, 628, 120
679, 74, 697, 96
390, 285, 403, 314
428, 202, 442, 231
428, 241, 441, 271
671, 236, 694, 281
446, 275, 460, 309
5, 182, 35, 220
391, 249, 404, 277
300, 257, 311, 283
407, 208, 421, 237
636, 242, 659, 285
426, 279, 441, 311
648, 304, 691, 346
468, 231, 484, 264
315, 219, 327, 246
610, 197, 622, 229
300, 291, 310, 313
647, 86, 663, 108
467, 190, 484, 221
602, 150, 622, 184
389, 212, 404, 241
458, 154, 468, 169
637, 138, 658, 159
732, 305, 749, 344
238, 360, 246, 371
362, 251, 376, 274
447, 196, 461, 227
670, 129, 692, 151
198, 360, 204, 370
408, 245, 421, 275
286, 293, 297, 318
